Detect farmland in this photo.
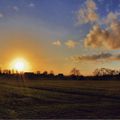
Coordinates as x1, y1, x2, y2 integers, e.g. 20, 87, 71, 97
0, 78, 120, 119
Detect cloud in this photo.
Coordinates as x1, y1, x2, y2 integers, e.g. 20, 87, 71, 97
77, 1, 120, 26
13, 6, 19, 11
77, 0, 99, 25
53, 40, 78, 48
86, 0, 97, 10
103, 12, 120, 25
0, 13, 3, 18
84, 21, 120, 49
65, 40, 77, 48
28, 3, 35, 8
52, 40, 61, 46
71, 52, 120, 63
76, 0, 120, 50
84, 25, 109, 48
72, 52, 112, 62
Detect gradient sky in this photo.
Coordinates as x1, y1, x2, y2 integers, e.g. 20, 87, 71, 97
0, 0, 120, 75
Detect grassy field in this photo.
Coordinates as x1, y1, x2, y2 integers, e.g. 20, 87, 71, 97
0, 78, 120, 119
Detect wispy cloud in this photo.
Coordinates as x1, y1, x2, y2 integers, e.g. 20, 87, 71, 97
65, 40, 78, 48
52, 40, 61, 46
103, 12, 120, 25
53, 39, 78, 48
13, 6, 19, 11
72, 52, 112, 62
77, 0, 120, 27
71, 52, 120, 63
28, 3, 35, 8
77, 0, 99, 25
0, 13, 4, 18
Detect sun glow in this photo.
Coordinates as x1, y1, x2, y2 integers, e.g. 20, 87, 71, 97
10, 58, 30, 72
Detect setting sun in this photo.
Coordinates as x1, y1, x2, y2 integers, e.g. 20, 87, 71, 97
10, 58, 30, 72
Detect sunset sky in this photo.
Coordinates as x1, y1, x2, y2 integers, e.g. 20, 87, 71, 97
0, 0, 120, 75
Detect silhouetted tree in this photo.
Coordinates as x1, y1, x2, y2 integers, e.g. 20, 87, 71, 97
70, 68, 80, 76
57, 73, 65, 80
49, 70, 54, 75
57, 73, 64, 77
93, 68, 119, 76
43, 71, 48, 76
0, 67, 2, 74
48, 70, 55, 78
24, 72, 35, 79
36, 71, 40, 75
11, 69, 15, 74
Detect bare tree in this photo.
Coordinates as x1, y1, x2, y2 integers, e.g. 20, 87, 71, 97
70, 68, 80, 76
93, 68, 119, 76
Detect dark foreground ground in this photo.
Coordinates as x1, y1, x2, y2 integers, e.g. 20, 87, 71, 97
0, 78, 120, 119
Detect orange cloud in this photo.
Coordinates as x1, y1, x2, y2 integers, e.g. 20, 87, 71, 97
52, 40, 61, 46
65, 40, 78, 48
71, 52, 120, 63
77, 0, 99, 25
84, 22, 120, 49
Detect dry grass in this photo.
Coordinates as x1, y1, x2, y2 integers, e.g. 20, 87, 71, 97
0, 78, 120, 118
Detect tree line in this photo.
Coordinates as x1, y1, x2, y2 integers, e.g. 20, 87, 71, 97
0, 67, 120, 80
